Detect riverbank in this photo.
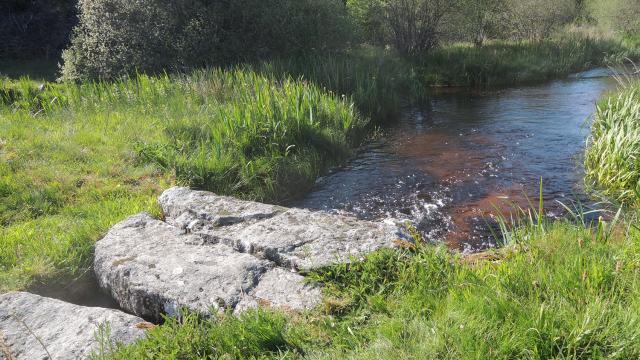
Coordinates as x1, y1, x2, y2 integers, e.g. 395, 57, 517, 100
110, 210, 640, 358
0, 51, 421, 292
106, 79, 640, 356
418, 32, 639, 87
585, 79, 640, 204
1, 37, 640, 358
107, 76, 640, 358
0, 34, 636, 296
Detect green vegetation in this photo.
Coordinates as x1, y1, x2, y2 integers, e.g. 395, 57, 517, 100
0, 52, 417, 291
254, 50, 422, 122
418, 33, 635, 87
585, 80, 640, 205
588, 0, 640, 36
110, 214, 640, 358
60, 0, 640, 85
2, 0, 640, 358
62, 0, 353, 81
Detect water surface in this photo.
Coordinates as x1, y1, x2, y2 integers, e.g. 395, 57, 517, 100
295, 71, 619, 251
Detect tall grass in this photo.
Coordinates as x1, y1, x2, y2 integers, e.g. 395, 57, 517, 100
418, 32, 638, 87
255, 48, 424, 122
584, 79, 640, 205
110, 209, 640, 358
0, 52, 418, 291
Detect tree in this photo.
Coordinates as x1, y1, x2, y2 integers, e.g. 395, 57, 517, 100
589, 0, 640, 35
458, 0, 505, 46
347, 0, 387, 45
62, 0, 354, 81
382, 0, 458, 54
501, 0, 578, 40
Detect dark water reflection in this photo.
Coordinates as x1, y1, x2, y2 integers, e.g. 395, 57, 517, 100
294, 71, 620, 251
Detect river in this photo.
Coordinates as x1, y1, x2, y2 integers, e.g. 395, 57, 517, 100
294, 69, 620, 251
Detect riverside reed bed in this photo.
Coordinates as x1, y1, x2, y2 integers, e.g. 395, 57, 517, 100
418, 33, 639, 87
585, 79, 640, 205
1, 54, 415, 292
2, 38, 640, 358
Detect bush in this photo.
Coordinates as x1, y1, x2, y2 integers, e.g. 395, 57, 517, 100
352, 0, 459, 54
500, 0, 578, 40
61, 0, 221, 81
452, 0, 506, 45
218, 0, 354, 63
347, 0, 388, 45
61, 0, 354, 81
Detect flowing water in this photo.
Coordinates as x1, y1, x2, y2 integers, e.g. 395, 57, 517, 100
36, 70, 620, 309
294, 69, 620, 251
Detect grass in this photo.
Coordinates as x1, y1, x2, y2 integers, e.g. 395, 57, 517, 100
107, 210, 640, 358
417, 31, 639, 87
254, 48, 424, 123
2, 30, 640, 358
0, 51, 417, 292
584, 79, 640, 205
102, 42, 640, 358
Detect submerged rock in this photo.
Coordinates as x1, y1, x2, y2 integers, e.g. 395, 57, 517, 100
0, 292, 147, 360
95, 187, 410, 320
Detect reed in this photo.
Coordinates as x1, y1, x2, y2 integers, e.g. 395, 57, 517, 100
418, 33, 638, 87
584, 79, 640, 205
0, 52, 418, 291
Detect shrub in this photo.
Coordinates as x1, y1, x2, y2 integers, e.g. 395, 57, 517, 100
347, 0, 388, 45
61, 0, 354, 81
500, 0, 578, 40
217, 0, 354, 63
61, 0, 221, 81
453, 0, 506, 46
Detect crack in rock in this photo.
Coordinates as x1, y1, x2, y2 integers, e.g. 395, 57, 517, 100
94, 187, 411, 321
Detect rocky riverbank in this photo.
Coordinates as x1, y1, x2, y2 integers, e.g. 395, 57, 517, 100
1, 187, 410, 359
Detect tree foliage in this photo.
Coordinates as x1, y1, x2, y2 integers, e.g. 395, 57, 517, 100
347, 0, 583, 52
384, 0, 458, 54
588, 0, 640, 36
53, 0, 638, 80
62, 0, 354, 81
456, 0, 506, 46
348, 0, 458, 54
500, 0, 578, 40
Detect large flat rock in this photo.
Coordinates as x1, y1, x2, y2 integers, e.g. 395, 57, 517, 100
94, 213, 322, 321
0, 292, 146, 360
95, 187, 410, 320
159, 187, 410, 270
